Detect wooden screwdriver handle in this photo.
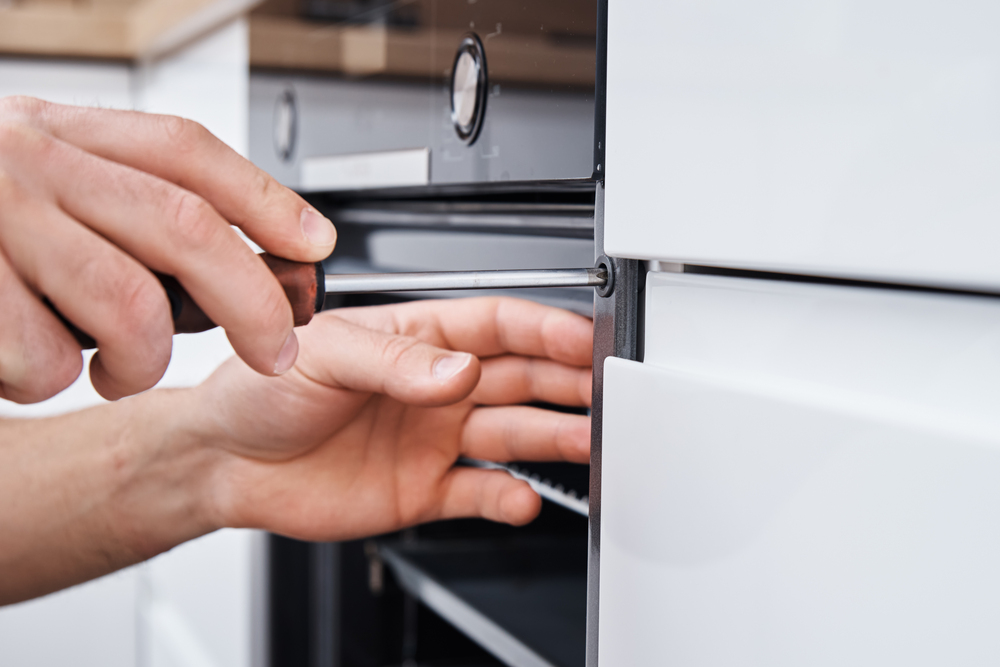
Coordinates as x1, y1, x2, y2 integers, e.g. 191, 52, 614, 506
259, 254, 326, 328
56, 254, 326, 350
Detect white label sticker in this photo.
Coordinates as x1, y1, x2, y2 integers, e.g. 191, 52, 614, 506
300, 148, 430, 191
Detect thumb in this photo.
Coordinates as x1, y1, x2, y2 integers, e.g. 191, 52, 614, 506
294, 312, 481, 406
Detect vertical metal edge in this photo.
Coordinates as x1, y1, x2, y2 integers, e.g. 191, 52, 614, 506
592, 0, 609, 180
587, 182, 639, 667
251, 531, 271, 667
311, 542, 340, 667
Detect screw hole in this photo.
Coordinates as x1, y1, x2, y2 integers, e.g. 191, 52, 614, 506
596, 255, 615, 298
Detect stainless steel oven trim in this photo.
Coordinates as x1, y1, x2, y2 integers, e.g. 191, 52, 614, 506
587, 181, 640, 667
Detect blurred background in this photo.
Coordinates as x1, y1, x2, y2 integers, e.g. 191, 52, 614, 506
0, 2, 598, 666
0, 4, 263, 666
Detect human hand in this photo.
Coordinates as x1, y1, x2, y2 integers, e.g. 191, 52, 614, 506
0, 297, 590, 603
195, 297, 593, 540
0, 96, 337, 403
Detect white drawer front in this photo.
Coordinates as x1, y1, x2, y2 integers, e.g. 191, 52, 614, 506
605, 0, 1000, 290
599, 273, 1000, 665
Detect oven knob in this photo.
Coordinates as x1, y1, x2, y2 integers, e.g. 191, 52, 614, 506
273, 88, 297, 163
450, 34, 488, 145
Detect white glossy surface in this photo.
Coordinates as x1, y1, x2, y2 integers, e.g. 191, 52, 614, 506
605, 0, 1000, 290
599, 272, 1000, 665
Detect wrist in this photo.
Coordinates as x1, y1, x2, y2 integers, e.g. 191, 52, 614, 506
107, 387, 231, 560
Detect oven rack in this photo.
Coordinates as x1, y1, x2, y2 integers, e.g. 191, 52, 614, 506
379, 536, 587, 667
460, 458, 589, 517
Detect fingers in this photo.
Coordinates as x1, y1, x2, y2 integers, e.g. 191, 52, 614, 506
8, 97, 337, 262
295, 313, 482, 406
0, 251, 82, 403
334, 297, 594, 367
460, 407, 590, 464
437, 468, 542, 526
436, 405, 590, 525
0, 174, 174, 399
1, 121, 297, 377
472, 355, 592, 407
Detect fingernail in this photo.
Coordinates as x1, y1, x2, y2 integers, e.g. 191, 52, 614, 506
274, 331, 299, 375
301, 207, 337, 247
433, 353, 471, 381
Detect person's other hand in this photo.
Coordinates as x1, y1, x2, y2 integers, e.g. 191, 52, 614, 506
0, 96, 337, 403
194, 297, 593, 539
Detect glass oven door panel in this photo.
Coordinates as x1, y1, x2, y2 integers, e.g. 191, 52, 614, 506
599, 272, 1000, 665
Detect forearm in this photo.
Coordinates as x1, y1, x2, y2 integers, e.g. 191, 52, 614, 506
0, 388, 226, 605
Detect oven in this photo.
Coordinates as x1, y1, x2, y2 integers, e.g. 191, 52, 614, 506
250, 1, 1000, 666
247, 2, 605, 665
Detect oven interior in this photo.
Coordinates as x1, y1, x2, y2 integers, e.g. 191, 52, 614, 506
268, 184, 596, 667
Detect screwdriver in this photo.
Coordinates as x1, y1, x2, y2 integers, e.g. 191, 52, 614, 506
61, 253, 610, 349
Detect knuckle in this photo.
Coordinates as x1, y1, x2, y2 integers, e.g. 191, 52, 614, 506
525, 358, 541, 396
0, 119, 58, 168
379, 334, 422, 368
245, 168, 294, 225
252, 168, 280, 203
117, 273, 170, 342
170, 190, 223, 250
160, 115, 210, 154
0, 119, 32, 152
81, 254, 170, 348
501, 417, 518, 454
0, 95, 48, 119
554, 415, 574, 454
110, 275, 173, 381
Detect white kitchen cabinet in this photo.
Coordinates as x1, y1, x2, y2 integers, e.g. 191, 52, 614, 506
605, 0, 1000, 291
598, 272, 1000, 665
0, 18, 263, 667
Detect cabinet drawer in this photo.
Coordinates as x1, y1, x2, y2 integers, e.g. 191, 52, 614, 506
599, 273, 1000, 665
605, 0, 1000, 291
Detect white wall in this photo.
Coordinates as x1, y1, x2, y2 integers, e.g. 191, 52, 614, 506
0, 18, 263, 667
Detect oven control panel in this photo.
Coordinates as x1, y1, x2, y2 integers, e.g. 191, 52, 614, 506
249, 0, 598, 192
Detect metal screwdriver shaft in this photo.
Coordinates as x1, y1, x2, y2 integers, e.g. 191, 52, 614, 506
57, 261, 610, 350
323, 267, 608, 295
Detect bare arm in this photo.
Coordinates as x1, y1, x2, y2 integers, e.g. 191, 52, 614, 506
0, 389, 223, 603
0, 297, 593, 606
